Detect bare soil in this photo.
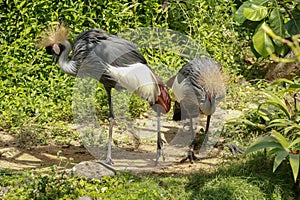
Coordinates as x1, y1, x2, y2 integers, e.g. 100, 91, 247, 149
0, 133, 221, 175
0, 109, 238, 174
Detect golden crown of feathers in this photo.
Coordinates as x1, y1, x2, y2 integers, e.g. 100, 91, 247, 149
36, 22, 69, 48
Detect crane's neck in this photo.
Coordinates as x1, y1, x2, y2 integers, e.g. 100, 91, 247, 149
58, 40, 77, 77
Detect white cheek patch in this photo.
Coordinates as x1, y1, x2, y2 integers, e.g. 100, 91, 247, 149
53, 43, 60, 55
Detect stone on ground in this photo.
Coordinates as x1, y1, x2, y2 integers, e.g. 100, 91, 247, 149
72, 161, 115, 180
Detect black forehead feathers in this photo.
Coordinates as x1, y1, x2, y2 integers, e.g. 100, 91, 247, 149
46, 46, 53, 55
45, 44, 65, 56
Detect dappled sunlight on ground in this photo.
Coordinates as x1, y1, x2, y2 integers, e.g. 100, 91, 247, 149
0, 109, 233, 174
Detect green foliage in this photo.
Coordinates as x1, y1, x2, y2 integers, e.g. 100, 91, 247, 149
246, 131, 300, 182
0, 0, 246, 140
0, 153, 297, 199
234, 0, 300, 58
231, 77, 300, 182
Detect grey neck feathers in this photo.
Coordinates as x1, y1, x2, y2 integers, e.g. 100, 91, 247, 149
58, 40, 77, 77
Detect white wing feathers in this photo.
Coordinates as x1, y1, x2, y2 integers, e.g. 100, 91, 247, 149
171, 75, 190, 102
107, 63, 160, 104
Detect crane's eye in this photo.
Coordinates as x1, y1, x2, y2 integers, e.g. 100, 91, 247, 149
46, 46, 53, 55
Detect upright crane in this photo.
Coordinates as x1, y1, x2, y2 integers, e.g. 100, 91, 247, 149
38, 23, 171, 166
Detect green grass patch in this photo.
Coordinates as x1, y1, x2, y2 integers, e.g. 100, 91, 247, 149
0, 153, 297, 199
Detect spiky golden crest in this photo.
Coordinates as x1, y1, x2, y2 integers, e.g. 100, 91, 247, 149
198, 66, 227, 96
36, 22, 69, 48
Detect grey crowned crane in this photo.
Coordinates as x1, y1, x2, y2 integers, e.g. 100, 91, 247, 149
37, 23, 171, 166
167, 57, 226, 163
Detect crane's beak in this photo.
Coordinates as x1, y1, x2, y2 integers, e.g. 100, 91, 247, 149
46, 44, 60, 65
51, 44, 60, 65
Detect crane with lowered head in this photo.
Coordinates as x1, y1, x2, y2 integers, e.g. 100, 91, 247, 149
167, 57, 226, 163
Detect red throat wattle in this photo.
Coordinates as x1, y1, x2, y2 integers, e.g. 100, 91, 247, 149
207, 92, 211, 102
156, 85, 171, 114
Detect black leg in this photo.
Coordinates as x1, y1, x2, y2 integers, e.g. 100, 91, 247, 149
205, 115, 211, 134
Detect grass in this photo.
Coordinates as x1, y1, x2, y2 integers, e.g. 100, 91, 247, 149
0, 152, 298, 199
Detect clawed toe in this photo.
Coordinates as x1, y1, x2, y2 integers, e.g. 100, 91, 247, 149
180, 150, 198, 164
104, 158, 114, 165
155, 149, 165, 166
227, 143, 244, 157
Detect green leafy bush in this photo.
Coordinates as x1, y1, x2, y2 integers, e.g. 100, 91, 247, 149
230, 77, 300, 183
0, 0, 247, 145
234, 0, 300, 58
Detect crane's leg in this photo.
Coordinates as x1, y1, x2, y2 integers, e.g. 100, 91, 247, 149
155, 111, 165, 166
204, 115, 211, 134
180, 117, 197, 163
104, 87, 114, 165
180, 115, 211, 164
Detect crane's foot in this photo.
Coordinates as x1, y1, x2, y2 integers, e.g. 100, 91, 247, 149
180, 150, 198, 164
155, 148, 165, 166
103, 157, 114, 165
227, 143, 244, 157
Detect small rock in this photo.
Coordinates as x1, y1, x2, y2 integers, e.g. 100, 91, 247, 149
72, 161, 116, 180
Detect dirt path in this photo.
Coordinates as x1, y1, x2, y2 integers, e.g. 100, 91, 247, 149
0, 108, 238, 174
0, 135, 221, 174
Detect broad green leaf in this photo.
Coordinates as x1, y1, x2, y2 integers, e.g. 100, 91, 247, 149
245, 136, 283, 154
274, 78, 295, 85
269, 8, 290, 56
253, 23, 275, 58
271, 130, 289, 149
289, 138, 300, 149
233, 1, 252, 24
275, 43, 291, 57
270, 8, 288, 40
249, 0, 268, 5
243, 5, 268, 21
269, 147, 286, 155
227, 118, 266, 130
289, 84, 300, 89
289, 153, 300, 182
257, 110, 270, 122
263, 91, 291, 119
273, 150, 289, 172
285, 9, 300, 35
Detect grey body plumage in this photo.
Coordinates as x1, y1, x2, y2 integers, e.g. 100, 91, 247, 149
39, 24, 171, 166
170, 57, 225, 119
168, 56, 225, 163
